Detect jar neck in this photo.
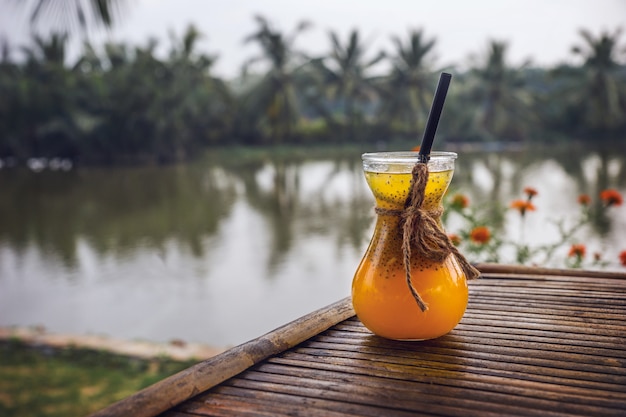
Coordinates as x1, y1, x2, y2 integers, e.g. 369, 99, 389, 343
373, 195, 444, 212
374, 204, 444, 230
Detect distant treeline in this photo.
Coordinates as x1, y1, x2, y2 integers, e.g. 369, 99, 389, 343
1, 17, 625, 165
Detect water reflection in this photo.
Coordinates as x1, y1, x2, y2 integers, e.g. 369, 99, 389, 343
0, 146, 624, 346
0, 165, 238, 267
219, 156, 373, 272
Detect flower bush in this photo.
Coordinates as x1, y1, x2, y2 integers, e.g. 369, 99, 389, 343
444, 187, 625, 269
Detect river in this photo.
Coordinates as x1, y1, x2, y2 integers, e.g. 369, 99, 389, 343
1, 144, 625, 348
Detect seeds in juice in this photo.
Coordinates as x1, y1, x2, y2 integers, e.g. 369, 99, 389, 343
352, 168, 468, 340
364, 169, 453, 210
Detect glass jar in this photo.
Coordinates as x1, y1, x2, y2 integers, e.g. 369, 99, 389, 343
352, 151, 468, 340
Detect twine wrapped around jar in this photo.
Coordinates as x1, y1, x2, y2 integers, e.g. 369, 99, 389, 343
376, 162, 480, 312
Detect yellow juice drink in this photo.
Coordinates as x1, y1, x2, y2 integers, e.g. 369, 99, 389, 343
352, 153, 468, 340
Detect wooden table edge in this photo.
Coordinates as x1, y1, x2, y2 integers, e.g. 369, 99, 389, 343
475, 262, 626, 280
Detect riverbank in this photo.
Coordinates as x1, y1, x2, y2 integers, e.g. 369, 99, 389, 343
0, 326, 226, 362
0, 334, 217, 417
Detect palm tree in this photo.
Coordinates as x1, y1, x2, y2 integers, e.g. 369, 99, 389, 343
378, 29, 437, 136
311, 29, 385, 141
239, 15, 311, 143
22, 32, 68, 65
10, 32, 86, 160
570, 28, 626, 140
162, 25, 234, 154
468, 40, 534, 141
11, 0, 127, 32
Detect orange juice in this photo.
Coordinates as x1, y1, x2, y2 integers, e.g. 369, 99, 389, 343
352, 152, 468, 340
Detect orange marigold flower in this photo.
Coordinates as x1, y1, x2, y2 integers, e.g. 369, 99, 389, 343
510, 199, 536, 215
448, 233, 462, 246
568, 244, 586, 258
523, 187, 538, 198
620, 250, 626, 267
577, 194, 591, 206
470, 226, 491, 244
450, 193, 470, 209
600, 189, 623, 207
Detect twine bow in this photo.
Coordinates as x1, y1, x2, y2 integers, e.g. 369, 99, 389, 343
380, 162, 481, 312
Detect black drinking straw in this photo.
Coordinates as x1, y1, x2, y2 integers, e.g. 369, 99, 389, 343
418, 72, 452, 163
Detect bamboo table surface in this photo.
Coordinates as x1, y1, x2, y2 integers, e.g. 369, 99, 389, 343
92, 264, 626, 417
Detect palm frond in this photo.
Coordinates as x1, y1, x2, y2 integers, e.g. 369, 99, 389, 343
23, 0, 126, 32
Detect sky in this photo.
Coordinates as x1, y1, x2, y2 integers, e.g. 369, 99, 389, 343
1, 0, 625, 77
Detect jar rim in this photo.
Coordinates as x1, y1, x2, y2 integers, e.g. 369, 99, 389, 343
362, 151, 457, 163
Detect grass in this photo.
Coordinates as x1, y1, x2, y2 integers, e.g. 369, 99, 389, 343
0, 340, 196, 417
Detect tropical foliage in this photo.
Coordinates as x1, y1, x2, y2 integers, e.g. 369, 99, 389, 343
0, 16, 625, 165
309, 29, 386, 141
379, 29, 437, 136
466, 40, 535, 141
569, 28, 626, 137
238, 16, 311, 143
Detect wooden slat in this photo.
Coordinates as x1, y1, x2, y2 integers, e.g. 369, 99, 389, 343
324, 327, 625, 357
475, 262, 626, 280
234, 365, 624, 412
269, 352, 624, 394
